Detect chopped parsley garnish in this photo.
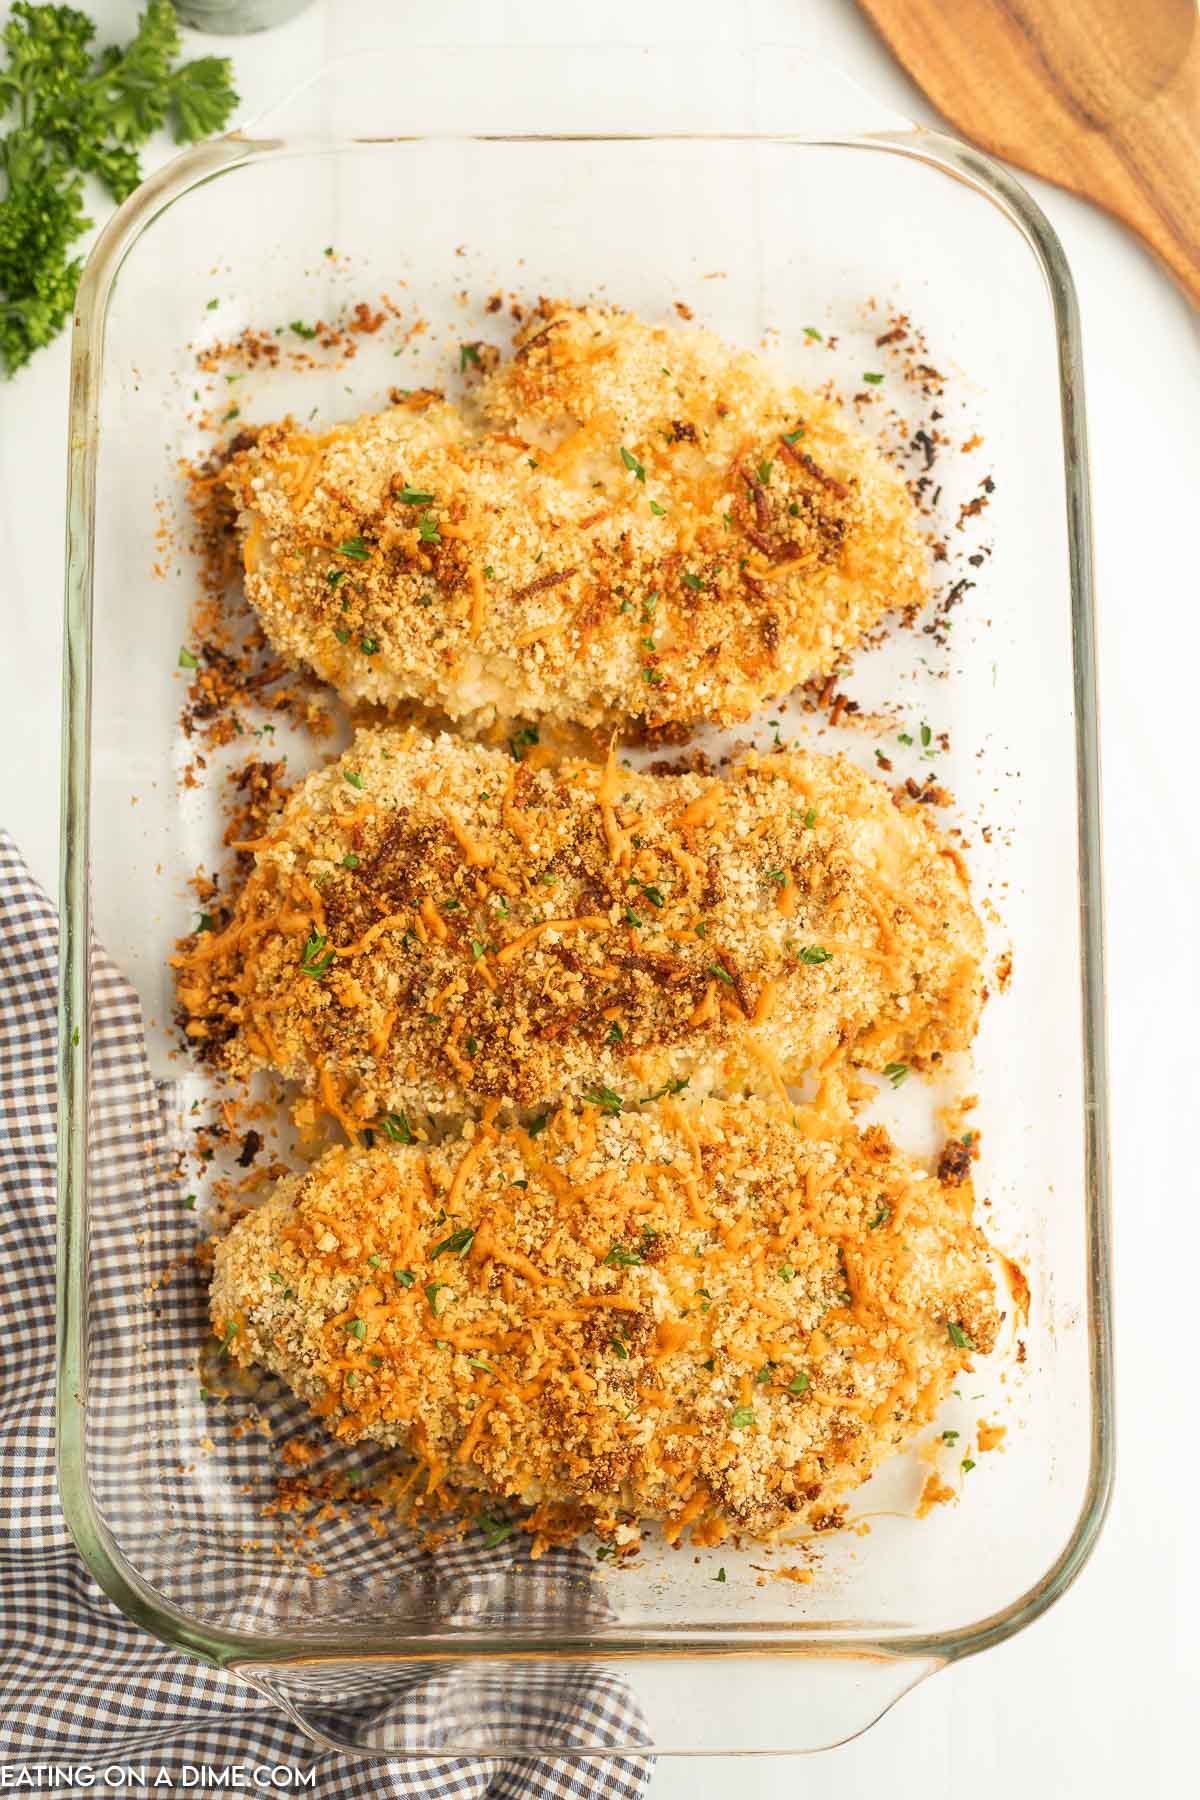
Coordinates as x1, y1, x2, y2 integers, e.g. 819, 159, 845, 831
367, 1254, 382, 1268
393, 1268, 415, 1287
335, 536, 370, 560
290, 321, 317, 340
468, 1357, 496, 1374
898, 731, 913, 746
715, 1567, 727, 1583
459, 342, 481, 371
360, 636, 379, 655
882, 1062, 909, 1088
509, 725, 540, 762
778, 1264, 795, 1282
787, 1372, 810, 1396
797, 945, 832, 966
765, 868, 786, 885
756, 1363, 774, 1384
377, 1111, 414, 1144
342, 853, 360, 869
649, 500, 667, 516
682, 572, 704, 590
708, 963, 734, 985
603, 1242, 641, 1268
804, 326, 823, 341
920, 722, 933, 748
863, 371, 884, 384
334, 628, 351, 645
424, 1282, 450, 1316
608, 1021, 624, 1044
942, 1429, 960, 1445
195, 913, 214, 933
465, 1035, 478, 1056
639, 1077, 689, 1104
947, 1322, 976, 1350
346, 1318, 367, 1340
395, 487, 434, 505
638, 883, 665, 909
869, 1206, 891, 1231
583, 1085, 624, 1116
782, 427, 805, 444
430, 1226, 475, 1259
300, 931, 335, 980
483, 565, 494, 579
609, 1335, 629, 1359
730, 1405, 754, 1429
757, 459, 773, 486
417, 511, 440, 543
625, 906, 642, 928
961, 1458, 976, 1474
343, 770, 364, 789
527, 1112, 550, 1137
480, 1517, 514, 1548
620, 446, 646, 482
177, 646, 199, 669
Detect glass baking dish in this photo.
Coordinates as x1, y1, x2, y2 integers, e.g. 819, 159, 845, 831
57, 48, 1113, 1758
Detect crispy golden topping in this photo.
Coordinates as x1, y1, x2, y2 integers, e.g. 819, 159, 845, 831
210, 1098, 999, 1542
226, 304, 927, 732
174, 730, 984, 1127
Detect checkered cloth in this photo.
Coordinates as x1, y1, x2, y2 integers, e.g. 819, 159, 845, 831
0, 829, 653, 1796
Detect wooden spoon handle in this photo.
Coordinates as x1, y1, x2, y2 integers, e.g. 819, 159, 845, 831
857, 0, 1200, 308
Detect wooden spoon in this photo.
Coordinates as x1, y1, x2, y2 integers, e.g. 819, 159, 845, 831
856, 0, 1200, 307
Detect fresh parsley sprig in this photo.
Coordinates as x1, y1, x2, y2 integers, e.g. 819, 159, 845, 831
0, 2, 238, 376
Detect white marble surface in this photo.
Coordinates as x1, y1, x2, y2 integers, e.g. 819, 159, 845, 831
2, 1, 1198, 1792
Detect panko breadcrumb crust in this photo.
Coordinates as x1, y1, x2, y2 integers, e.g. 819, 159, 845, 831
226, 304, 928, 732
175, 730, 985, 1126
210, 1098, 999, 1544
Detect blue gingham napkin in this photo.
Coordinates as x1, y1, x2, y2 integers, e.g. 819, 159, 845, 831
0, 828, 653, 1796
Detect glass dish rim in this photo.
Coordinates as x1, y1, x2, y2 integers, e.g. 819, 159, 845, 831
56, 118, 1114, 1678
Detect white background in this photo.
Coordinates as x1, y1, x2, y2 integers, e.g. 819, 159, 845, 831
2, 1, 1198, 1794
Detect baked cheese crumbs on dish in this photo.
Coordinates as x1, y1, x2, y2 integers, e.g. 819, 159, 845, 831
174, 730, 984, 1125
225, 303, 927, 733
210, 1097, 999, 1543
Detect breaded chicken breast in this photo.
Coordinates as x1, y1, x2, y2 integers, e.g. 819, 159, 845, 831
226, 304, 926, 733
175, 731, 984, 1127
210, 1098, 999, 1541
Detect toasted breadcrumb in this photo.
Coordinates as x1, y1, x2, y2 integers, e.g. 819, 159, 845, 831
226, 304, 927, 733
211, 1097, 998, 1541
174, 730, 984, 1126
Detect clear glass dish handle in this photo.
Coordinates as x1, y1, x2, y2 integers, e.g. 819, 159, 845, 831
231, 1651, 944, 1759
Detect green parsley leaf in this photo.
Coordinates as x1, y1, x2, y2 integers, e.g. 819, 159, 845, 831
778, 1264, 795, 1282
803, 326, 823, 341
920, 722, 933, 748
609, 1335, 629, 1359
863, 371, 884, 384
708, 963, 734, 985
367, 1254, 382, 1268
782, 427, 805, 444
377, 1111, 414, 1143
942, 1429, 960, 1445
465, 1035, 478, 1056
417, 511, 441, 543
882, 1062, 909, 1088
682, 572, 704, 590
459, 341, 481, 371
961, 1458, 976, 1474
468, 1357, 497, 1374
757, 460, 773, 485
393, 1268, 415, 1287
345, 1318, 367, 1340
509, 725, 540, 762
608, 1021, 624, 1044
787, 1372, 810, 1396
480, 1516, 513, 1548
603, 1242, 641, 1268
300, 931, 335, 980
177, 646, 199, 669
290, 321, 317, 340
730, 1405, 754, 1429
334, 628, 351, 645
360, 635, 379, 655
639, 883, 665, 909
343, 770, 364, 789
583, 1085, 624, 1116
527, 1112, 550, 1137
335, 537, 371, 560
342, 853, 360, 869
395, 486, 434, 506
639, 1077, 690, 1104
869, 1206, 891, 1230
898, 731, 913, 746
430, 1226, 475, 1259
425, 1282, 450, 1317
797, 945, 832, 966
649, 500, 667, 516
715, 1566, 727, 1583
620, 446, 646, 482
947, 1322, 976, 1350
